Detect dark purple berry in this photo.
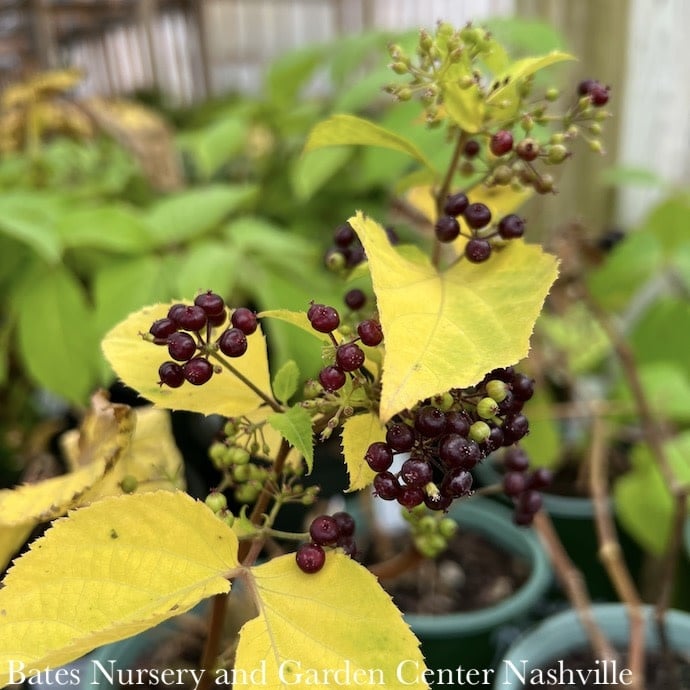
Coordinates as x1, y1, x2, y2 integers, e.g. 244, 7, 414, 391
490, 130, 514, 156
443, 192, 469, 216
167, 303, 187, 325
414, 406, 446, 438
176, 305, 207, 332
309, 515, 340, 546
463, 139, 480, 158
231, 308, 258, 335
485, 426, 505, 452
167, 332, 197, 361
400, 457, 433, 488
183, 357, 213, 385
385, 226, 400, 245
345, 243, 365, 267
296, 543, 325, 573
589, 84, 610, 106
397, 485, 425, 509
332, 511, 356, 538
513, 510, 534, 526
158, 361, 184, 388
435, 215, 461, 243
373, 471, 400, 500
463, 203, 492, 229
318, 365, 346, 392
365, 442, 393, 472
385, 423, 415, 452
445, 411, 471, 437
344, 289, 366, 311
208, 310, 227, 328
150, 318, 178, 340
465, 238, 492, 263
337, 536, 358, 557
439, 434, 481, 470
219, 328, 248, 357
308, 303, 340, 333
194, 291, 225, 317
442, 468, 473, 498
424, 492, 452, 511
335, 342, 365, 372
511, 373, 535, 401
503, 447, 530, 472
528, 468, 553, 490
503, 471, 527, 497
357, 319, 383, 347
577, 79, 598, 96
498, 392, 524, 415
498, 214, 526, 239
334, 222, 356, 248
517, 489, 543, 514
503, 414, 530, 443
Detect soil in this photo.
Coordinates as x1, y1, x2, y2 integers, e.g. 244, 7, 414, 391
375, 530, 531, 615
524, 648, 690, 689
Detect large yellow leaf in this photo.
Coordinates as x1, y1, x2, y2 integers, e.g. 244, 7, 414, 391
350, 212, 558, 421
0, 491, 239, 683
235, 552, 428, 689
102, 303, 274, 417
342, 412, 386, 491
0, 393, 135, 570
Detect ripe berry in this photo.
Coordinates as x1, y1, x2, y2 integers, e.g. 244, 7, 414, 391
397, 486, 425, 509
177, 305, 207, 332
334, 222, 356, 248
365, 442, 394, 472
414, 405, 446, 438
438, 435, 481, 470
208, 310, 227, 328
167, 332, 197, 361
511, 373, 535, 401
150, 318, 178, 340
443, 192, 469, 217
465, 238, 492, 263
516, 138, 540, 161
357, 319, 383, 347
309, 515, 340, 546
517, 489, 543, 514
219, 328, 248, 357
463, 203, 492, 229
445, 411, 471, 437
373, 471, 400, 500
503, 413, 530, 443
296, 543, 326, 574
335, 342, 365, 372
528, 468, 553, 490
503, 471, 527, 497
231, 308, 258, 335
386, 423, 416, 452
442, 468, 473, 498
194, 291, 225, 317
167, 303, 187, 325
344, 289, 366, 310
504, 446, 530, 472
490, 130, 514, 156
400, 457, 433, 488
183, 357, 214, 385
463, 139, 480, 158
424, 491, 451, 511
577, 79, 598, 96
498, 214, 526, 239
318, 365, 346, 392
589, 84, 610, 107
332, 511, 356, 538
158, 361, 184, 388
435, 215, 461, 243
308, 303, 340, 333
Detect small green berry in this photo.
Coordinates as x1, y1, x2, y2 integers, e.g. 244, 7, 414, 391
485, 379, 509, 403
438, 518, 458, 539
205, 491, 228, 513
547, 144, 569, 164
545, 87, 560, 101
120, 475, 138, 494
469, 420, 491, 443
476, 397, 499, 419
228, 446, 250, 465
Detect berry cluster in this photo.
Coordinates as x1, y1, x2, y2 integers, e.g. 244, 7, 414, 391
295, 512, 357, 574
366, 366, 537, 513
500, 446, 553, 526
324, 221, 399, 273
434, 190, 527, 263
307, 302, 383, 393
144, 291, 258, 388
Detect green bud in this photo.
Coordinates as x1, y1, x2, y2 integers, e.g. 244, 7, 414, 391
535, 173, 556, 194
219, 509, 235, 528
545, 87, 560, 101
469, 420, 491, 443
397, 87, 412, 102
476, 397, 499, 419
588, 139, 604, 154
391, 62, 408, 75
224, 418, 240, 437
228, 446, 250, 465
594, 110, 611, 122
589, 122, 602, 135
432, 391, 454, 411
205, 491, 227, 513
324, 248, 346, 272
550, 132, 565, 145
520, 115, 534, 133
458, 75, 475, 89
566, 125, 580, 139
493, 165, 513, 185
547, 144, 569, 164
388, 43, 404, 59
438, 517, 458, 539
419, 29, 433, 51
234, 484, 259, 504
120, 475, 138, 494
485, 379, 509, 403
418, 516, 437, 534
233, 464, 251, 483
303, 379, 323, 399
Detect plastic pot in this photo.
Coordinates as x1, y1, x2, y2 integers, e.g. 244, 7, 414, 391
495, 604, 690, 689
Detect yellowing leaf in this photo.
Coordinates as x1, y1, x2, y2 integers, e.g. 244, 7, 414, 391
0, 491, 239, 683
236, 552, 428, 689
350, 212, 558, 421
443, 82, 485, 133
342, 412, 386, 491
304, 114, 437, 173
102, 303, 274, 417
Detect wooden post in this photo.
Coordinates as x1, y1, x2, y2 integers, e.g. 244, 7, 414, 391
191, 0, 213, 99
29, 0, 58, 69
139, 0, 162, 94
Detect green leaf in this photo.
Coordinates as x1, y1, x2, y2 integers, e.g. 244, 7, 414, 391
641, 194, 690, 254
265, 44, 327, 106
268, 405, 314, 471
173, 240, 239, 298
0, 492, 239, 683
350, 212, 558, 421
518, 387, 561, 470
614, 432, 690, 555
145, 185, 258, 246
0, 192, 64, 263
236, 552, 428, 689
599, 165, 667, 188
304, 114, 437, 173
16, 264, 97, 403
56, 205, 155, 253
485, 18, 565, 57
290, 146, 353, 201
272, 360, 300, 404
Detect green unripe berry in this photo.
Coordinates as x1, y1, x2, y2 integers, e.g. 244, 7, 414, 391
432, 391, 454, 412
459, 75, 475, 89
493, 165, 513, 185
545, 87, 560, 101
391, 62, 408, 75
209, 442, 227, 464
485, 379, 509, 403
224, 418, 240, 437
550, 132, 565, 145
233, 465, 251, 483
415, 533, 447, 558
469, 420, 491, 442
589, 122, 602, 135
303, 379, 323, 399
397, 87, 412, 102
439, 517, 458, 539
520, 115, 534, 133
476, 397, 499, 419
547, 144, 569, 164
418, 516, 437, 534
419, 29, 434, 51
205, 491, 228, 513
234, 484, 260, 504
325, 249, 347, 271
589, 139, 604, 153
219, 509, 235, 527
228, 446, 250, 465
388, 43, 403, 59
120, 475, 138, 494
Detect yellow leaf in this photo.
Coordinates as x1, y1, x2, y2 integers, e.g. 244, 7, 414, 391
350, 212, 558, 421
102, 303, 274, 417
443, 82, 485, 133
342, 412, 386, 491
0, 491, 239, 683
235, 553, 428, 689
